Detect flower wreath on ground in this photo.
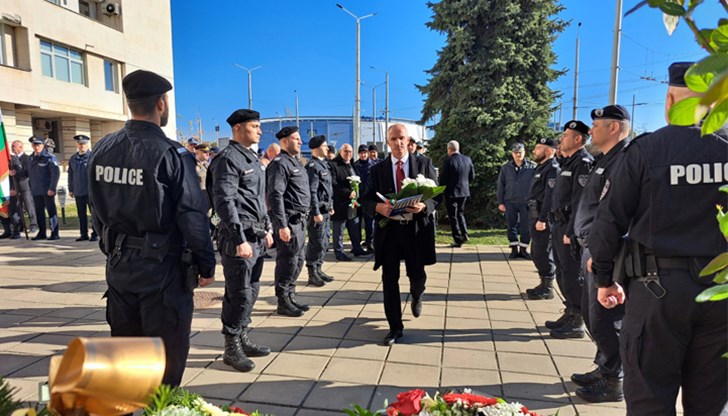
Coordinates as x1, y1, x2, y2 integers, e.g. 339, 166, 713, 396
345, 389, 540, 416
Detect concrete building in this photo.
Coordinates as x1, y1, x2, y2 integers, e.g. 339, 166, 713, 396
0, 0, 176, 163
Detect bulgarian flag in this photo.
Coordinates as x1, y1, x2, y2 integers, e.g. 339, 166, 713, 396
0, 109, 10, 218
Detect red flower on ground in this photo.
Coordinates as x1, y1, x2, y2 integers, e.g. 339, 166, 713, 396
228, 406, 249, 415
521, 405, 539, 416
387, 389, 426, 415
442, 392, 498, 406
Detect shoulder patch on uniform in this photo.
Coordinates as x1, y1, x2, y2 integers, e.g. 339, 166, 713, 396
176, 147, 188, 155
547, 178, 556, 188
274, 156, 281, 161
578, 174, 589, 187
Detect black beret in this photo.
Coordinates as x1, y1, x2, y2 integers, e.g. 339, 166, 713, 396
309, 135, 327, 149
669, 61, 693, 87
29, 136, 44, 145
590, 104, 630, 122
226, 109, 260, 127
368, 145, 377, 151
358, 144, 368, 153
536, 137, 557, 148
275, 126, 299, 140
122, 70, 172, 101
73, 135, 90, 144
563, 120, 590, 136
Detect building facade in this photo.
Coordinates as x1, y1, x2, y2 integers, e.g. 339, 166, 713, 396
0, 0, 176, 162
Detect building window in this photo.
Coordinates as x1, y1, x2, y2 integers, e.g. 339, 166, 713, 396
104, 59, 118, 92
79, 0, 96, 18
40, 39, 85, 85
0, 23, 17, 67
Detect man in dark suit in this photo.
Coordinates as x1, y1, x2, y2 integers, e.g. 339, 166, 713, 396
329, 144, 367, 260
439, 140, 475, 247
362, 123, 438, 346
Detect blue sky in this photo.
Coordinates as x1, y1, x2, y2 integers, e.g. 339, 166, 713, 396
171, 1, 721, 142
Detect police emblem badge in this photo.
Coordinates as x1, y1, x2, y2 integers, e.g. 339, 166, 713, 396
547, 178, 556, 188
578, 174, 589, 187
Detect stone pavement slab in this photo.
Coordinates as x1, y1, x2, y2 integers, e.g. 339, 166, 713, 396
0, 230, 668, 414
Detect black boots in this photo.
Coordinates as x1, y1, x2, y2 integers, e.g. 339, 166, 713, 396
549, 312, 586, 339
575, 375, 624, 403
545, 308, 572, 329
277, 295, 304, 317
307, 265, 326, 287
317, 265, 334, 282
289, 294, 310, 312
518, 247, 532, 260
240, 329, 270, 357
223, 334, 255, 372
527, 277, 554, 300
508, 246, 519, 259
571, 368, 602, 387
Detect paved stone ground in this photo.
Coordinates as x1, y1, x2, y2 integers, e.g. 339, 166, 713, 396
1, 230, 652, 415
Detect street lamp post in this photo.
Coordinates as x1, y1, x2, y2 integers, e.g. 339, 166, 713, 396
234, 64, 262, 109
337, 3, 376, 151
372, 81, 386, 147
370, 66, 389, 139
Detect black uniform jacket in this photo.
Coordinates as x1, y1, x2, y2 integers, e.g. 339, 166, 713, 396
266, 150, 311, 229
527, 157, 560, 222
207, 141, 271, 246
306, 157, 334, 217
89, 120, 215, 277
590, 125, 728, 287
329, 154, 359, 221
362, 153, 438, 271
440, 152, 475, 198
552, 147, 594, 238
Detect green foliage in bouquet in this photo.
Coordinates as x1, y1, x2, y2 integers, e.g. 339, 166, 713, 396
0, 378, 51, 416
143, 385, 267, 416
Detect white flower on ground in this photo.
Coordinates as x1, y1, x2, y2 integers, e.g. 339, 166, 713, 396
479, 402, 530, 415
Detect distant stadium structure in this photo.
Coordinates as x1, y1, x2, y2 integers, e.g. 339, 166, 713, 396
259, 116, 430, 156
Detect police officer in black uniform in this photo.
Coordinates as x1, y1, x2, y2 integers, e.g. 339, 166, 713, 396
525, 138, 559, 299
547, 120, 594, 339
68, 135, 99, 242
266, 126, 311, 317
27, 136, 61, 240
88, 70, 216, 386
208, 109, 273, 373
590, 62, 728, 414
569, 105, 631, 403
305, 135, 335, 287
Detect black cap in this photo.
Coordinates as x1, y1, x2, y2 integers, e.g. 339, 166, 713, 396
73, 135, 90, 144
276, 126, 299, 140
563, 120, 590, 136
368, 144, 378, 151
590, 105, 630, 121
187, 137, 199, 146
122, 70, 172, 101
29, 136, 44, 145
669, 61, 693, 87
511, 142, 525, 152
210, 146, 221, 153
226, 109, 260, 127
358, 144, 368, 153
309, 135, 327, 149
536, 137, 557, 148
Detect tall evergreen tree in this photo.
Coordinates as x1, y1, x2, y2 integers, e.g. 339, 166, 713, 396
419, 0, 566, 227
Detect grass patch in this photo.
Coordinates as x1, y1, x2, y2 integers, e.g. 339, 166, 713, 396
435, 226, 509, 246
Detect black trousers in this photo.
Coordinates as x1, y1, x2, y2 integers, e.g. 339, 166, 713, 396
273, 221, 306, 298
581, 248, 623, 378
306, 213, 330, 267
33, 195, 58, 237
74, 195, 97, 238
220, 236, 265, 335
551, 221, 583, 311
528, 216, 555, 279
380, 222, 427, 332
446, 196, 469, 244
105, 253, 192, 386
361, 212, 375, 247
621, 264, 727, 415
505, 202, 530, 247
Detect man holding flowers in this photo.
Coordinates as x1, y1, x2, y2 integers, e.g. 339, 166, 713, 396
362, 123, 439, 346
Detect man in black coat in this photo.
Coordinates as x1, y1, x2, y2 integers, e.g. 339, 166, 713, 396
329, 144, 366, 261
362, 123, 438, 346
439, 140, 475, 247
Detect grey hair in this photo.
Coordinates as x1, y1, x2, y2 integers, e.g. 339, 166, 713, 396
447, 140, 459, 152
